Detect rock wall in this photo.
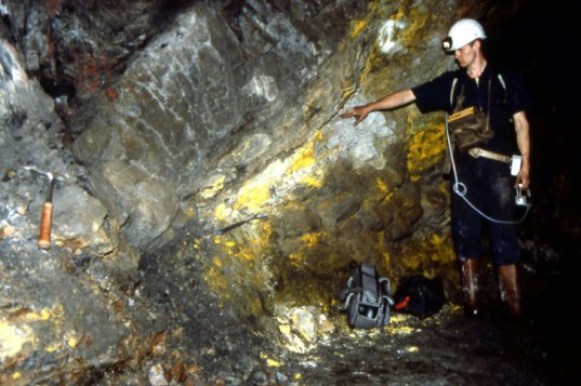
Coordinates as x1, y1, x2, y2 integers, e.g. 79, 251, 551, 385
2, 0, 568, 384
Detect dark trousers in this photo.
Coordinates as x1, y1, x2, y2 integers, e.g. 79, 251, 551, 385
450, 154, 521, 265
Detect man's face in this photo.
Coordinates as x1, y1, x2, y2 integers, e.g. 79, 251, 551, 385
454, 41, 477, 68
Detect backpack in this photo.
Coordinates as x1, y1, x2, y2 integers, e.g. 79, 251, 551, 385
393, 275, 446, 320
338, 262, 394, 329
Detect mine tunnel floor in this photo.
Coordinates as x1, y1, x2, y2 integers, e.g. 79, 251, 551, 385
279, 259, 578, 386
133, 301, 572, 386
286, 263, 580, 386
133, 242, 580, 385
289, 305, 569, 386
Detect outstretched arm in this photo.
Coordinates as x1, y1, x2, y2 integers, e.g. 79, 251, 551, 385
339, 89, 416, 125
513, 110, 530, 189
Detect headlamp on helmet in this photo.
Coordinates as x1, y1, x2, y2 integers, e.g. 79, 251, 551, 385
441, 37, 453, 51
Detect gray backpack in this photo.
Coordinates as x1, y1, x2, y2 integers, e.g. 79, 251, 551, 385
338, 262, 394, 329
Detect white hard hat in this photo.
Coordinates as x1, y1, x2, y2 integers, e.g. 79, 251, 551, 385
441, 18, 486, 52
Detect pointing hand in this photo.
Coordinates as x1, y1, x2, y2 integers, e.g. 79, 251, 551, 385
339, 105, 370, 125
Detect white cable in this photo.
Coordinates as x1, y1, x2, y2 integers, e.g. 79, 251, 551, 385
445, 117, 530, 224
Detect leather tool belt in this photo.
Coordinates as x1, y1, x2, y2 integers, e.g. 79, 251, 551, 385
468, 147, 512, 163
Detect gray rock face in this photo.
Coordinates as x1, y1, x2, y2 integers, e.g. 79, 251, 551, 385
0, 37, 109, 248
69, 1, 379, 251
72, 5, 248, 248
0, 1, 451, 381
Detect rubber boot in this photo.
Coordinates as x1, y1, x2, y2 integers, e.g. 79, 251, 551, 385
497, 264, 522, 317
461, 258, 480, 317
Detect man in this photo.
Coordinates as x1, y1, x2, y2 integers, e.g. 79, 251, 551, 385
340, 18, 531, 318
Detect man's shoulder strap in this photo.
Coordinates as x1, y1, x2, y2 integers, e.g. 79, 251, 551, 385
497, 73, 507, 91
450, 77, 459, 106
450, 71, 508, 106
